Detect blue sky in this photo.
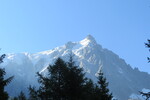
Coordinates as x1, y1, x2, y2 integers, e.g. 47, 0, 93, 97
0, 0, 150, 72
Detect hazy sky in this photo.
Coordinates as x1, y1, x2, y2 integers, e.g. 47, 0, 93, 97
0, 0, 150, 72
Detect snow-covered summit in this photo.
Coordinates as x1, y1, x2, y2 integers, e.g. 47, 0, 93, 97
80, 35, 97, 46
64, 35, 97, 50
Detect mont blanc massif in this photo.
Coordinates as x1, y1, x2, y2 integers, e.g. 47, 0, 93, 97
1, 35, 150, 100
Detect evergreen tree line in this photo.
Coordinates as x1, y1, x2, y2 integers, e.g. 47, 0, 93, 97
0, 54, 14, 100
0, 54, 113, 100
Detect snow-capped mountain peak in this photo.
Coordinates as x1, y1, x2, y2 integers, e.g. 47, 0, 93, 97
1, 35, 150, 100
80, 35, 97, 46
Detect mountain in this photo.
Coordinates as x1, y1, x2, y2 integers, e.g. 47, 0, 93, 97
1, 35, 150, 100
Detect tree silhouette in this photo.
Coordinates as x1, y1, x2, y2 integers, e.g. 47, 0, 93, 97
28, 85, 39, 100
0, 54, 14, 100
29, 57, 113, 100
30, 57, 89, 100
37, 58, 68, 100
96, 71, 113, 100
65, 55, 87, 100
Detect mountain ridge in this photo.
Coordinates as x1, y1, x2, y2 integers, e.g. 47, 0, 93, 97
1, 35, 150, 100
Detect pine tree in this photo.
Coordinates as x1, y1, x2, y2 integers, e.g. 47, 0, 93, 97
33, 57, 90, 100
96, 71, 113, 100
83, 79, 95, 100
30, 56, 113, 100
0, 54, 14, 100
28, 85, 39, 100
65, 55, 87, 100
37, 58, 68, 100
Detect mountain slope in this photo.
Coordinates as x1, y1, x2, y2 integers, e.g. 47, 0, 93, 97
1, 35, 150, 100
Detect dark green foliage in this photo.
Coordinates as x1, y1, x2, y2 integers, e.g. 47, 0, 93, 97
84, 72, 113, 100
32, 57, 87, 100
37, 58, 68, 100
28, 85, 39, 100
18, 91, 27, 100
96, 71, 113, 100
82, 79, 95, 100
0, 54, 14, 100
29, 57, 113, 100
65, 55, 87, 100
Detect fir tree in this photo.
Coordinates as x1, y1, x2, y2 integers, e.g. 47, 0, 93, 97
96, 71, 113, 100
65, 55, 87, 100
28, 85, 39, 100
83, 79, 95, 100
37, 58, 68, 100
0, 54, 14, 100
29, 56, 113, 100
